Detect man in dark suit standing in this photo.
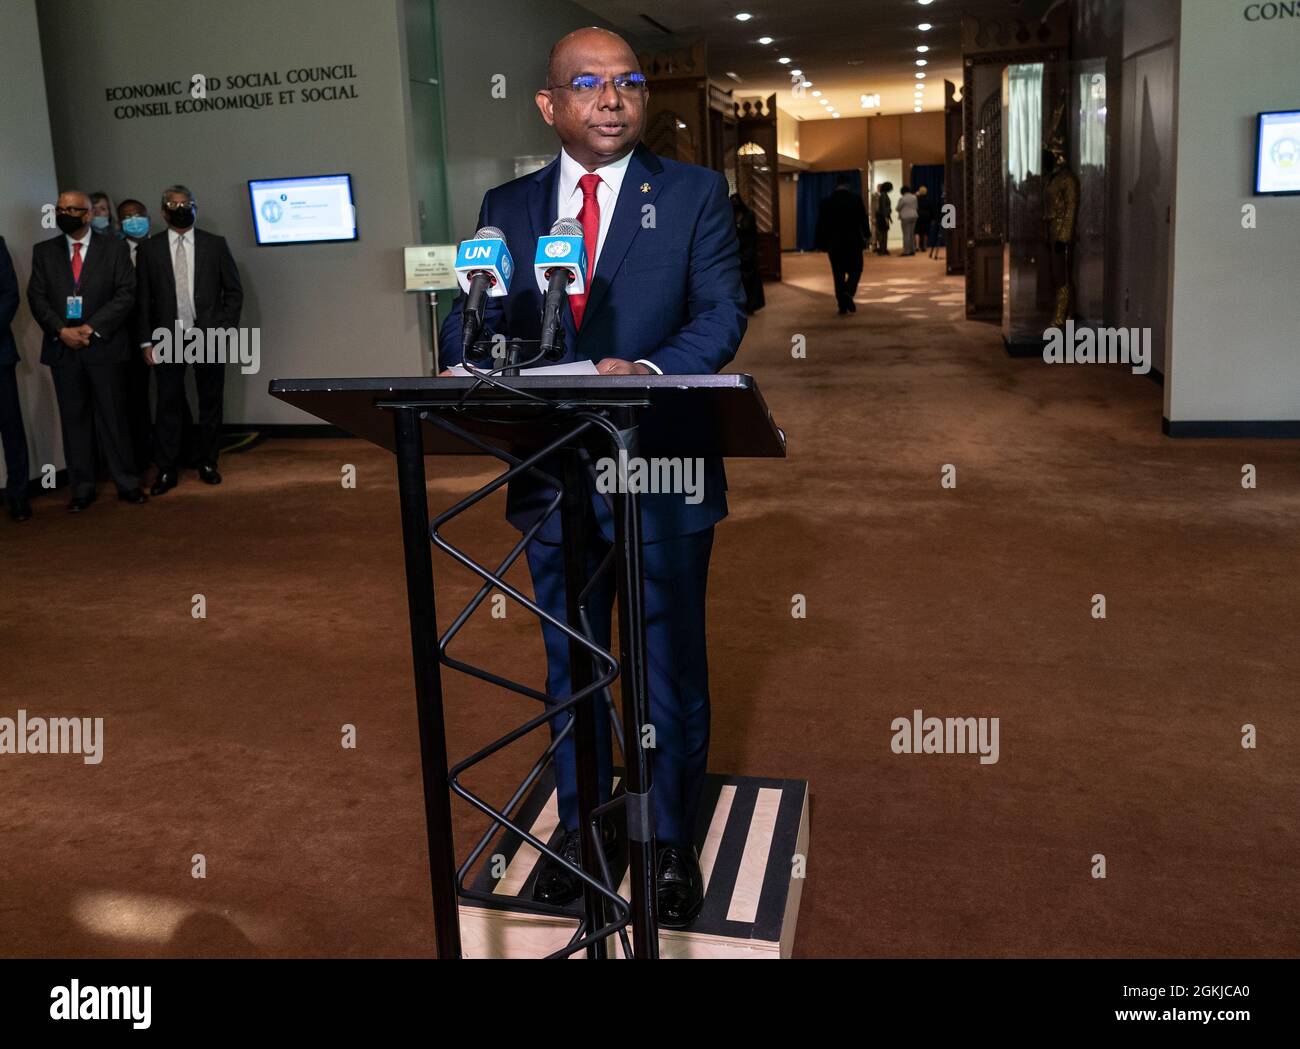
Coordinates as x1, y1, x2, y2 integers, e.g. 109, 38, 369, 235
135, 185, 243, 493
439, 27, 747, 927
815, 178, 872, 315
0, 235, 32, 521
27, 191, 146, 512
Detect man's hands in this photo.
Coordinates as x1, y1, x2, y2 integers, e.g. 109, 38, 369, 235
143, 344, 157, 366
595, 358, 651, 376
58, 325, 93, 349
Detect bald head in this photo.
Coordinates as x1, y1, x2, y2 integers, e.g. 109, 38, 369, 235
547, 27, 638, 87
537, 27, 647, 171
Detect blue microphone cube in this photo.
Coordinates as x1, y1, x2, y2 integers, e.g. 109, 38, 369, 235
532, 235, 588, 295
455, 238, 513, 296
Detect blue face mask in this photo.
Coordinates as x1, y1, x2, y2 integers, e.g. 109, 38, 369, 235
121, 215, 150, 239
90, 215, 111, 232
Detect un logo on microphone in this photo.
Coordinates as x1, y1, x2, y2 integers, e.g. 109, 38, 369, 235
544, 240, 571, 259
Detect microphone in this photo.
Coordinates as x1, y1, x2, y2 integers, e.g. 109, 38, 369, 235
533, 218, 588, 361
454, 225, 513, 359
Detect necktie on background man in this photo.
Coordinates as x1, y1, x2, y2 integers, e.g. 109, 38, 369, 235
71, 242, 82, 284
174, 236, 195, 329
569, 173, 601, 330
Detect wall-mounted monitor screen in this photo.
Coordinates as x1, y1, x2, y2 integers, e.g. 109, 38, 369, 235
248, 173, 358, 244
1255, 111, 1300, 195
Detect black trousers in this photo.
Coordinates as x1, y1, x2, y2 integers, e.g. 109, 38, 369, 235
828, 248, 864, 310
0, 362, 31, 499
50, 358, 138, 497
154, 362, 225, 471
123, 352, 153, 473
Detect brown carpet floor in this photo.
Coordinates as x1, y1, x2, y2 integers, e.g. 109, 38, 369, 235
2, 252, 1297, 958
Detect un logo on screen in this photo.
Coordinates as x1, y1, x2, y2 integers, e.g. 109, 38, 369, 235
545, 240, 571, 259
1271, 137, 1299, 169
261, 199, 283, 223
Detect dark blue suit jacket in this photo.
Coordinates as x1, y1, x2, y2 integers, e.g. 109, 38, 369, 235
0, 237, 19, 366
439, 144, 747, 542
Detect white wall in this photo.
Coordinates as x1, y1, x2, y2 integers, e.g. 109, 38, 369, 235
36, 0, 426, 426
1166, 0, 1300, 424
0, 0, 63, 490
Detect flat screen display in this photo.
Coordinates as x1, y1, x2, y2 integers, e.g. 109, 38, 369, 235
1255, 111, 1300, 195
248, 173, 358, 244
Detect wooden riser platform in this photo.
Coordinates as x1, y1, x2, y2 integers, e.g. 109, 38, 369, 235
458, 770, 810, 959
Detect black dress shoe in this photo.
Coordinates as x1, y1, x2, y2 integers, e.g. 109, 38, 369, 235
198, 464, 222, 485
531, 819, 622, 906
847, 300, 857, 313
656, 844, 704, 928
6, 497, 31, 522
150, 471, 177, 496
117, 487, 149, 504
67, 493, 96, 513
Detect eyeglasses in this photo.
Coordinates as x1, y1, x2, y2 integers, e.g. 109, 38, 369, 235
162, 200, 194, 211
548, 72, 646, 95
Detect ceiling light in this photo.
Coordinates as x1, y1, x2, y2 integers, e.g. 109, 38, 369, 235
916, 72, 926, 79
916, 59, 928, 66
735, 12, 753, 21
812, 90, 822, 97
918, 22, 932, 31
778, 56, 791, 64
917, 45, 930, 53
758, 36, 773, 44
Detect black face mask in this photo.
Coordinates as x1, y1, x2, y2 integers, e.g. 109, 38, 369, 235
55, 213, 85, 236
167, 206, 195, 230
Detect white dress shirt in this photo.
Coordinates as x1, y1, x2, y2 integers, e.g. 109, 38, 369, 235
66, 230, 91, 268
555, 148, 661, 374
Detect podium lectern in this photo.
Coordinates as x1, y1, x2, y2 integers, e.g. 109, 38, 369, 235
269, 373, 789, 959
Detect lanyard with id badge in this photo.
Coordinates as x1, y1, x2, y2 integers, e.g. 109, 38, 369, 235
66, 251, 85, 322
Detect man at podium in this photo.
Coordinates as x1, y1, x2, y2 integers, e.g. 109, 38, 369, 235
439, 27, 747, 927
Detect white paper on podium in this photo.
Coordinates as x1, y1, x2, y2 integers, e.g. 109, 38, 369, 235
445, 361, 600, 377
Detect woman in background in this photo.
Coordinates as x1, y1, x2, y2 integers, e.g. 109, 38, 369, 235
896, 185, 919, 256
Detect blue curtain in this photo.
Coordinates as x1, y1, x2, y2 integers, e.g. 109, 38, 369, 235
909, 163, 944, 203
796, 169, 863, 251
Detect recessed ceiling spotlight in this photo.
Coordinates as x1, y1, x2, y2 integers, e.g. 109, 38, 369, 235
916, 59, 928, 66
832, 113, 841, 118
778, 56, 791, 64
916, 71, 927, 79
735, 12, 753, 21
918, 0, 934, 6
811, 89, 822, 96
914, 106, 923, 113
791, 69, 803, 77
758, 36, 773, 44
917, 45, 930, 53
918, 22, 932, 31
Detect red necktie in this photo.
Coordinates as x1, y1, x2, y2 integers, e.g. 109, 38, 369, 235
569, 173, 601, 330
71, 242, 83, 284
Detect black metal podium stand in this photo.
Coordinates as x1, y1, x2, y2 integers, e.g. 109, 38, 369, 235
269, 372, 786, 959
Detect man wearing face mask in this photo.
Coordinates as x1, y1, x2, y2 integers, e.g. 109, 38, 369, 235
118, 199, 154, 471
134, 185, 243, 493
27, 190, 146, 511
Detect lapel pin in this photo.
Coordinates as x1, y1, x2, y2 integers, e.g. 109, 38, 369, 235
640, 182, 651, 193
